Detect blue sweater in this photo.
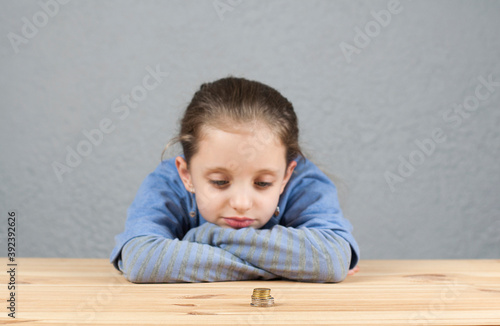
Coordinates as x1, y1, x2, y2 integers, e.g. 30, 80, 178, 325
110, 155, 360, 283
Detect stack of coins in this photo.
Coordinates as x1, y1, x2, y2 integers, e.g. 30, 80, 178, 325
250, 288, 274, 307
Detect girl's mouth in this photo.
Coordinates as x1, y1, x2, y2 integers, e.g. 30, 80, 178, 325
223, 217, 254, 229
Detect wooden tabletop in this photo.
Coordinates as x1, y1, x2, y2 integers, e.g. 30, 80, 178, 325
1, 258, 499, 325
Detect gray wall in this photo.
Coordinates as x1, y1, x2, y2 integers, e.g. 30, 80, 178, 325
1, 0, 499, 260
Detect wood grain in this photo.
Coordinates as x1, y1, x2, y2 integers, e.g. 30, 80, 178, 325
1, 259, 499, 325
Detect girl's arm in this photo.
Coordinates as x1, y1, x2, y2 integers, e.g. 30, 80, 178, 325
183, 222, 352, 282
119, 235, 277, 283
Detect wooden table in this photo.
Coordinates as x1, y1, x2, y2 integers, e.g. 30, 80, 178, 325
1, 259, 499, 325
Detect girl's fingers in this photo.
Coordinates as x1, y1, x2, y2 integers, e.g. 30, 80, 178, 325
347, 265, 360, 276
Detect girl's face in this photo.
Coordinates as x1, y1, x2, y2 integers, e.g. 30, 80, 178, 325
175, 124, 297, 229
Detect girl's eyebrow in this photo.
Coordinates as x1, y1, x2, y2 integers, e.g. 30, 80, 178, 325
255, 169, 279, 176
204, 167, 230, 173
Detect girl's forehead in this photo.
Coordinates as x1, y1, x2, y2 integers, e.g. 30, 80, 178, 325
193, 125, 287, 173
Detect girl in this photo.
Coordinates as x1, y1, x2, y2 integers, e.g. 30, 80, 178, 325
110, 76, 360, 283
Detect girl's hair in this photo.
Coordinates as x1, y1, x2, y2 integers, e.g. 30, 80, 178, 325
162, 76, 305, 169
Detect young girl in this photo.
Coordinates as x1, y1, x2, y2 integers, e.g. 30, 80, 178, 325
110, 76, 360, 283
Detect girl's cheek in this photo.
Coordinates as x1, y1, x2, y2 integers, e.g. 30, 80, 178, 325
196, 189, 220, 207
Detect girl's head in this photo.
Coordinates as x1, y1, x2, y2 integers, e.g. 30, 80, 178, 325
168, 76, 304, 168
167, 76, 305, 229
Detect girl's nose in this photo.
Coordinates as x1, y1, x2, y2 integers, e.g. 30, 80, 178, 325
229, 188, 253, 213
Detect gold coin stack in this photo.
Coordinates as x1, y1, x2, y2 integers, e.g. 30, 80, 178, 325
250, 288, 274, 307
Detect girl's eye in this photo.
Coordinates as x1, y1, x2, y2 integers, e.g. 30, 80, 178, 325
210, 180, 229, 187
255, 182, 272, 188
209, 180, 272, 188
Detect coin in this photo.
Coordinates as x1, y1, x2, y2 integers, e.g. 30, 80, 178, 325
251, 288, 274, 307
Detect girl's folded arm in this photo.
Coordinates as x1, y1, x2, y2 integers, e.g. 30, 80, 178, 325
185, 223, 352, 283
119, 234, 277, 283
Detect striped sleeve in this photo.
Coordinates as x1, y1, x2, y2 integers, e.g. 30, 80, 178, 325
183, 223, 352, 283
119, 235, 278, 283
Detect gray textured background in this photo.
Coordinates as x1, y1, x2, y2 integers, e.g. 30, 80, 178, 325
1, 0, 499, 260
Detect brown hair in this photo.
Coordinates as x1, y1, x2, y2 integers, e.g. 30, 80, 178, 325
162, 76, 305, 169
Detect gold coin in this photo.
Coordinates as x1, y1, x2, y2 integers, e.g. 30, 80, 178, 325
251, 288, 274, 307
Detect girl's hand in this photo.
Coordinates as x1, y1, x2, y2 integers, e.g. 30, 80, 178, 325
347, 265, 360, 276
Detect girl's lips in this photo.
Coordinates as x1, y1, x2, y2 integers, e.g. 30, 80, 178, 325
223, 217, 254, 229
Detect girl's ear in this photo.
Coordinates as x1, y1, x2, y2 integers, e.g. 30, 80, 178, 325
175, 156, 194, 192
280, 160, 297, 194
